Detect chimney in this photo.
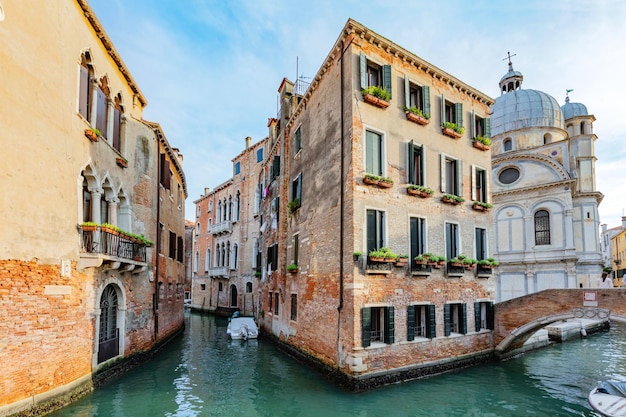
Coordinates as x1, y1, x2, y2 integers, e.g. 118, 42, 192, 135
204, 187, 210, 196
622, 216, 626, 230
245, 136, 252, 149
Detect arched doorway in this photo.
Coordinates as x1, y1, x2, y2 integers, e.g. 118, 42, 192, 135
98, 284, 120, 363
230, 284, 238, 308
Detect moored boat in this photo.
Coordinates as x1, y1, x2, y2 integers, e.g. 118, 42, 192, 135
226, 316, 259, 340
589, 379, 626, 416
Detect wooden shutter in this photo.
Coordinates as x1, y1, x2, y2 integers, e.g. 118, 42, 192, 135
297, 174, 302, 204
407, 141, 414, 184
366, 210, 376, 253
457, 160, 463, 197
407, 305, 415, 341
113, 107, 121, 151
440, 154, 446, 193
427, 304, 436, 338
485, 117, 491, 138
471, 165, 477, 201
177, 236, 183, 263
385, 306, 394, 344
361, 308, 371, 347
79, 65, 90, 119
359, 52, 367, 90
440, 94, 445, 125
422, 86, 430, 117
476, 228, 486, 260
455, 103, 463, 129
460, 304, 468, 334
160, 154, 171, 190
382, 65, 392, 97
404, 75, 410, 109
474, 302, 482, 332
96, 88, 107, 136
471, 110, 476, 138
487, 302, 494, 330
444, 304, 451, 336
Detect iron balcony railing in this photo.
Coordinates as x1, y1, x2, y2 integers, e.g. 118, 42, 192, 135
81, 227, 147, 263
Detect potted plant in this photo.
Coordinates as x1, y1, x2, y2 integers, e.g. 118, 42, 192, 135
254, 271, 262, 278
287, 263, 299, 273
472, 201, 493, 211
84, 127, 101, 142
442, 194, 465, 205
116, 156, 128, 168
473, 135, 492, 151
395, 254, 409, 267
361, 86, 391, 108
407, 184, 434, 198
463, 258, 477, 269
403, 106, 430, 125
363, 173, 381, 186
80, 221, 98, 232
414, 255, 426, 265
368, 249, 386, 262
353, 251, 363, 261
441, 121, 465, 139
288, 198, 299, 214
378, 177, 394, 188
449, 257, 463, 267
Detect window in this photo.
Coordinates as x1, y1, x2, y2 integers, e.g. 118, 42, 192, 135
218, 282, 223, 292
294, 127, 302, 154
160, 153, 171, 190
503, 138, 513, 151
177, 236, 183, 263
472, 111, 491, 139
200, 284, 206, 291
257, 148, 264, 163
293, 233, 299, 266
234, 161, 241, 175
445, 223, 459, 260
270, 155, 280, 181
235, 192, 240, 222
269, 292, 272, 312
232, 244, 238, 270
82, 176, 92, 223
404, 76, 430, 117
112, 94, 123, 152
359, 52, 392, 96
475, 301, 494, 331
475, 228, 487, 261
246, 282, 252, 293
441, 95, 463, 127
534, 210, 551, 245
441, 155, 462, 196
365, 130, 384, 176
194, 252, 199, 274
410, 217, 426, 266
169, 231, 176, 259
291, 174, 302, 209
361, 306, 394, 347
407, 141, 424, 186
472, 166, 488, 203
95, 78, 110, 139
291, 294, 298, 321
205, 249, 211, 271
444, 303, 467, 336
267, 243, 278, 271
499, 167, 520, 184
407, 304, 436, 340
78, 54, 94, 121
274, 293, 279, 315
366, 209, 385, 254
272, 196, 280, 224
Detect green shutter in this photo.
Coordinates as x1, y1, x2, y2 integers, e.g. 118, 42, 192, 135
427, 305, 436, 338
365, 131, 374, 174
444, 304, 451, 336
366, 210, 376, 253
487, 302, 494, 330
440, 94, 445, 125
361, 308, 371, 347
422, 86, 430, 117
440, 154, 446, 193
382, 65, 392, 98
385, 306, 395, 344
471, 110, 476, 139
360, 52, 367, 90
297, 173, 302, 204
455, 103, 463, 128
457, 160, 463, 197
474, 302, 481, 332
460, 304, 467, 334
408, 140, 415, 184
404, 75, 410, 109
485, 117, 491, 138
407, 305, 415, 341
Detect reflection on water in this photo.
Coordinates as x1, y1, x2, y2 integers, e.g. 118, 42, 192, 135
51, 312, 626, 416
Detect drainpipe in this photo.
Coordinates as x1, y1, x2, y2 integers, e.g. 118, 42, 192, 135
338, 39, 345, 313
154, 132, 161, 341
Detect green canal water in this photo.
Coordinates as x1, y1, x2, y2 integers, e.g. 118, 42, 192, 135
50, 312, 626, 416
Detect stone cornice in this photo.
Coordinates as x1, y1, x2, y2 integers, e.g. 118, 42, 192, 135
493, 179, 576, 197
493, 152, 569, 180
76, 0, 148, 107
141, 120, 187, 198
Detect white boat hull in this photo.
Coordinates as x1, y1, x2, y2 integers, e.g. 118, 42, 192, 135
226, 317, 259, 340
589, 388, 626, 416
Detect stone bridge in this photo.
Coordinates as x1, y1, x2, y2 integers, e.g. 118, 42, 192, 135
494, 289, 626, 357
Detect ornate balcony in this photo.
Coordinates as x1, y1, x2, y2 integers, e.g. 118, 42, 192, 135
78, 226, 149, 272
210, 221, 232, 235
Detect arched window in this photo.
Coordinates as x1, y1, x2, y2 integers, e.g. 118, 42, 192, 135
232, 244, 238, 270
194, 252, 199, 273
580, 121, 585, 135
98, 284, 119, 363
246, 282, 252, 293
235, 191, 240, 222
205, 249, 211, 271
503, 138, 512, 152
79, 53, 93, 121
534, 210, 551, 245
230, 284, 238, 307
112, 94, 123, 152
96, 77, 110, 139
228, 196, 233, 220
543, 133, 552, 145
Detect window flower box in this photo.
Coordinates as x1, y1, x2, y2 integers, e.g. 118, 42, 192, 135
84, 128, 101, 142
442, 194, 464, 205
404, 107, 430, 125
363, 174, 393, 189
116, 157, 128, 168
287, 264, 299, 274
407, 185, 434, 198
361, 86, 391, 109
472, 136, 491, 151
472, 201, 493, 211
441, 122, 465, 139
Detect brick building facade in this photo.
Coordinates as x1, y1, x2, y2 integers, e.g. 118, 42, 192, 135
256, 19, 498, 388
0, 1, 186, 415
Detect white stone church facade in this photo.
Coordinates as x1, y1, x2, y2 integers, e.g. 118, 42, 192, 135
490, 59, 604, 301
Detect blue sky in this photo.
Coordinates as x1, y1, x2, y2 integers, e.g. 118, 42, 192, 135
89, 0, 626, 227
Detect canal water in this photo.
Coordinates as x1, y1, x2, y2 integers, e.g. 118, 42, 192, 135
50, 312, 626, 417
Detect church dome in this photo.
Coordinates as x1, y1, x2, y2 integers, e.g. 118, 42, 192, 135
561, 98, 588, 120
490, 89, 564, 136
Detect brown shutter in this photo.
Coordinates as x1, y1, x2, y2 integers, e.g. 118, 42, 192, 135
79, 66, 90, 119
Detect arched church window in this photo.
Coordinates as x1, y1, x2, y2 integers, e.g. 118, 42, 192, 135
498, 167, 519, 184
543, 133, 552, 144
503, 138, 512, 152
534, 210, 551, 246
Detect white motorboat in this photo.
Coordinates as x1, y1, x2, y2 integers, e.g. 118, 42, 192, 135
226, 316, 259, 340
589, 379, 626, 416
